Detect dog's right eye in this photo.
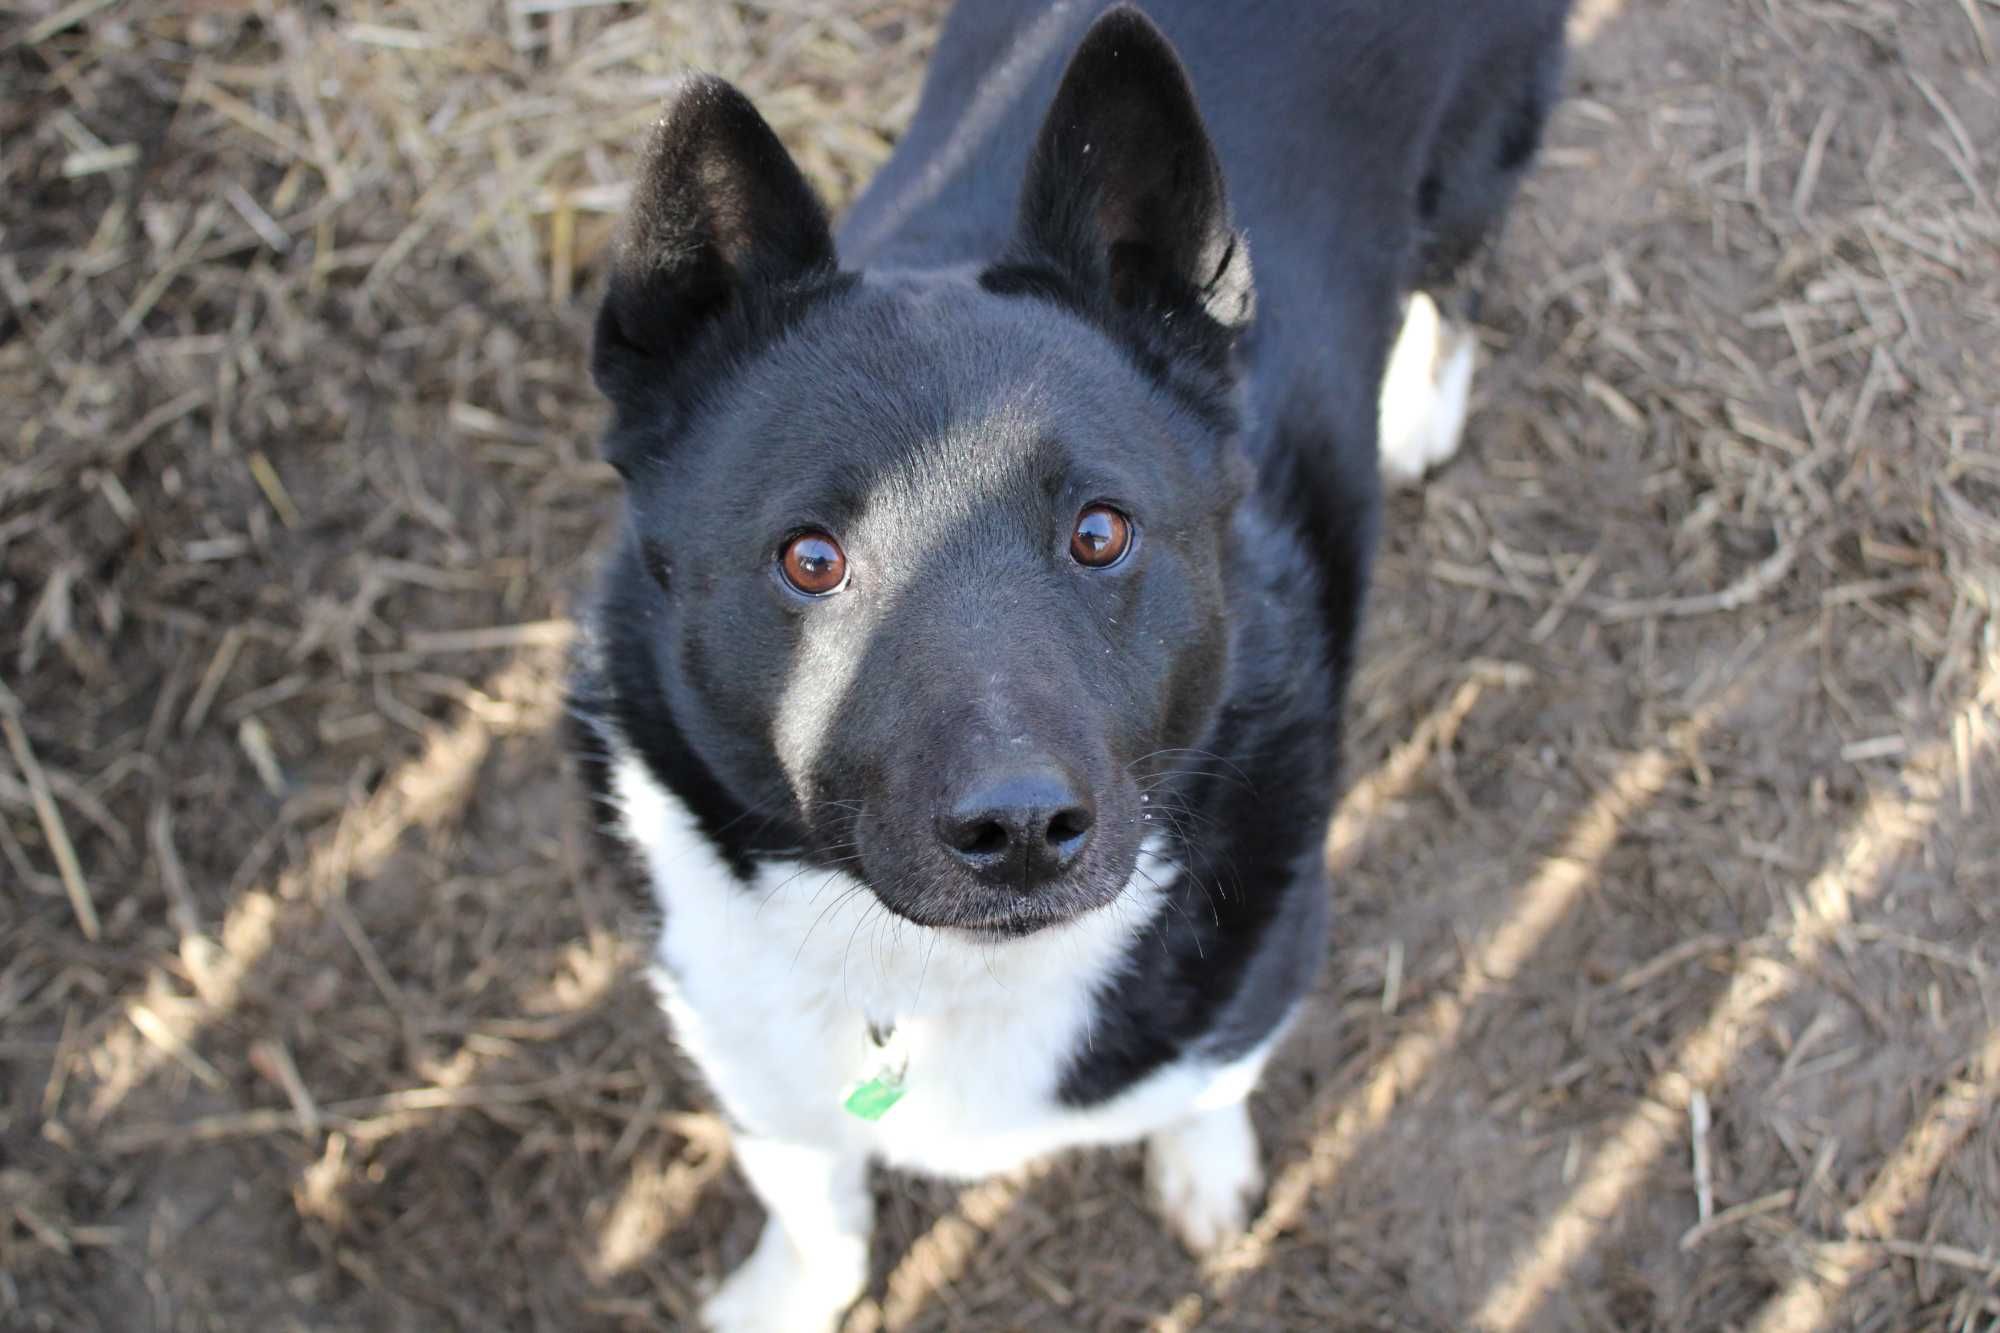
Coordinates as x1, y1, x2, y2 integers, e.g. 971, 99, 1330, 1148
778, 530, 848, 596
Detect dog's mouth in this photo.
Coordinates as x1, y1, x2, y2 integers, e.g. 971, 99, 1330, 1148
859, 861, 1134, 939
952, 916, 1052, 941
949, 898, 1105, 939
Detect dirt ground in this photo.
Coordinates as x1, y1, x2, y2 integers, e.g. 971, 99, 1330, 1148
3, 1, 1997, 1330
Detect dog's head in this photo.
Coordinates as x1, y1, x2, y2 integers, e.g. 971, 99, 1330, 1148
593, 9, 1255, 935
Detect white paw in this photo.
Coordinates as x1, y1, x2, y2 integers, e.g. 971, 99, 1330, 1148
1145, 1101, 1263, 1258
702, 1219, 867, 1333
1378, 291, 1479, 486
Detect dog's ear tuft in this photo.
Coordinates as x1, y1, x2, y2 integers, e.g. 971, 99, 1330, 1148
1008, 6, 1252, 332
593, 75, 836, 419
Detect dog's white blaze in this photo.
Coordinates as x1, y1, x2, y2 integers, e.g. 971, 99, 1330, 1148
770, 426, 1011, 783
610, 753, 1270, 1178
1378, 290, 1478, 485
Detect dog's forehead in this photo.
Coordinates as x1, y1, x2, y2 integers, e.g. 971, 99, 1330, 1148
758, 273, 1165, 457
662, 272, 1217, 553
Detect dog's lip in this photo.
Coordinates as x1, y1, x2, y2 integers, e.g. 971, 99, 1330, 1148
876, 875, 1129, 937
949, 917, 1047, 940
943, 904, 1096, 939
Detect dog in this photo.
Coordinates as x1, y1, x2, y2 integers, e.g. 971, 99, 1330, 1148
568, 3, 1569, 1328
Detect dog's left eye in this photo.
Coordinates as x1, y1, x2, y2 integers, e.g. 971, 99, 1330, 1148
1069, 504, 1134, 569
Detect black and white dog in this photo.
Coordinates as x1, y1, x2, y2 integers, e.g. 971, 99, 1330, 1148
570, 3, 1568, 1327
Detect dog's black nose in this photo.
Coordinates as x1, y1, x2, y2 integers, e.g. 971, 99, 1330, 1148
937, 768, 1095, 886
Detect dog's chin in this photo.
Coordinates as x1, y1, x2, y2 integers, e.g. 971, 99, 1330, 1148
867, 864, 1132, 939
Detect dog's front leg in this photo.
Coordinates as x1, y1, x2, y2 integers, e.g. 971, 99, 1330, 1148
1146, 1096, 1264, 1258
703, 1135, 872, 1333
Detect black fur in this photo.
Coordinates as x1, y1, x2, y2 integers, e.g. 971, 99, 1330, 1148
573, 2, 1569, 1105
591, 75, 851, 470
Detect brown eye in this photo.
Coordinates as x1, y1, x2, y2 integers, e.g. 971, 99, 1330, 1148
1069, 505, 1133, 568
779, 530, 847, 596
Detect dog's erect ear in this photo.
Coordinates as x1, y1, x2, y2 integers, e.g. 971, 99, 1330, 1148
1006, 6, 1252, 331
593, 75, 835, 414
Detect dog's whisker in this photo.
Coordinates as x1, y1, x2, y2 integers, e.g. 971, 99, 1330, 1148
1125, 746, 1259, 792
793, 877, 871, 971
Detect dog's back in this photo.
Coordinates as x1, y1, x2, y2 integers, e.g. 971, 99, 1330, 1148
846, 0, 1567, 417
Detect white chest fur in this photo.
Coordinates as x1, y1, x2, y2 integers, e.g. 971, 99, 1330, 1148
609, 755, 1262, 1177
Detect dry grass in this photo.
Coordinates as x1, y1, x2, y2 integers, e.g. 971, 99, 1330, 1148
2, 1, 1996, 1330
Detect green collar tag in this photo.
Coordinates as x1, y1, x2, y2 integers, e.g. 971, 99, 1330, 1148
842, 1074, 905, 1121
843, 1021, 907, 1121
